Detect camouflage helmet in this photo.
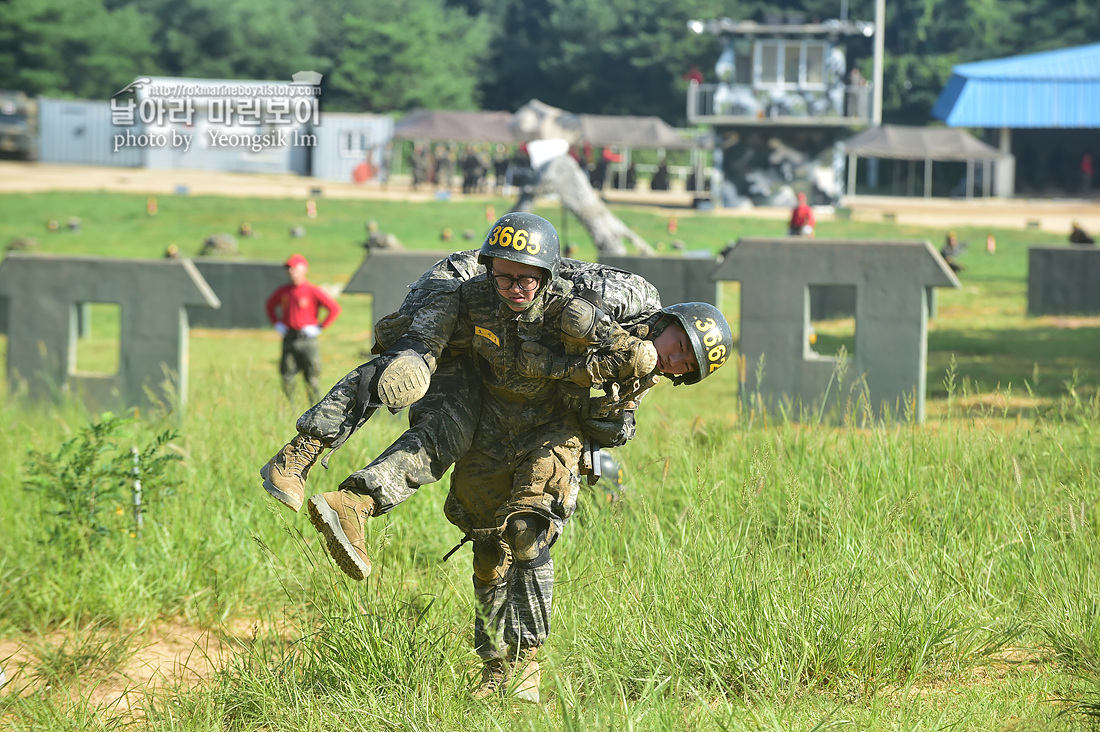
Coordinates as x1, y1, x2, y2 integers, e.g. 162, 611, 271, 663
660, 302, 733, 385
478, 212, 561, 280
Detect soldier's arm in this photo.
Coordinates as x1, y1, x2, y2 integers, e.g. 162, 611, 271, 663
562, 263, 662, 333
574, 315, 657, 386
518, 298, 657, 388
371, 250, 484, 369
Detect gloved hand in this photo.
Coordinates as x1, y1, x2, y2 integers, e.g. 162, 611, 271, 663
581, 411, 636, 449
274, 322, 288, 336
518, 341, 554, 378
372, 312, 413, 354
301, 324, 322, 338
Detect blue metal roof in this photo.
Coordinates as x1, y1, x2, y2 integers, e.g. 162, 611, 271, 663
932, 43, 1100, 128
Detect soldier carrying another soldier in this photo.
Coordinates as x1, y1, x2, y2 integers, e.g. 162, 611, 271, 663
260, 213, 732, 702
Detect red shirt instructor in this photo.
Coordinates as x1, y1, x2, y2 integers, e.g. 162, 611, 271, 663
266, 253, 341, 403
788, 192, 816, 236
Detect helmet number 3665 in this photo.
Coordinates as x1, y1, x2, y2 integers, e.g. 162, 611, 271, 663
695, 316, 727, 373
487, 225, 541, 255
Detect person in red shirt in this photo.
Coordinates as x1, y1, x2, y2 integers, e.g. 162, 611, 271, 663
682, 65, 704, 85
788, 192, 815, 236
265, 253, 341, 402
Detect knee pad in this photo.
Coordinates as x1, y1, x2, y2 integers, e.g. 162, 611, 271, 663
472, 540, 509, 584
506, 516, 551, 569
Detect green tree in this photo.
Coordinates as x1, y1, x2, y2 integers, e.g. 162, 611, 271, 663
4, 0, 1098, 127
326, 0, 490, 112
881, 53, 957, 125
480, 0, 719, 123
122, 0, 320, 81
0, 0, 157, 97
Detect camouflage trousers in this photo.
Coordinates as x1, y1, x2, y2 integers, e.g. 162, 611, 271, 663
446, 423, 583, 660
295, 352, 480, 514
280, 331, 321, 403
473, 555, 555, 662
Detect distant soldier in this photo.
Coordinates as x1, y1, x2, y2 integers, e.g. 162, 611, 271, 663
940, 231, 965, 272
650, 158, 670, 191
411, 144, 429, 190
1070, 220, 1095, 245
434, 143, 454, 190
492, 144, 511, 193
462, 146, 483, 194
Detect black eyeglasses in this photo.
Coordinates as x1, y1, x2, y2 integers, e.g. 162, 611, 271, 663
492, 273, 542, 291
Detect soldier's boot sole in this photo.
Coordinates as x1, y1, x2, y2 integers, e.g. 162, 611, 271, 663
259, 459, 304, 513
307, 494, 372, 581
376, 353, 431, 409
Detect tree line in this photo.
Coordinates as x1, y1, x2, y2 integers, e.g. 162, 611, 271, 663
1, 0, 1096, 126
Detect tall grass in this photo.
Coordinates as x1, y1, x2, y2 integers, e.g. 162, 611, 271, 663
1, 192, 1098, 729
3, 360, 1097, 729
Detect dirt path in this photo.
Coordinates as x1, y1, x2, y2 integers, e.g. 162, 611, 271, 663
0, 619, 270, 716
3, 161, 1097, 235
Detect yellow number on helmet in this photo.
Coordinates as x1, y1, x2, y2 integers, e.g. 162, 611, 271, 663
703, 328, 722, 347
694, 317, 716, 331
498, 226, 514, 248
488, 225, 501, 247
708, 344, 727, 362
513, 229, 528, 251
527, 236, 541, 254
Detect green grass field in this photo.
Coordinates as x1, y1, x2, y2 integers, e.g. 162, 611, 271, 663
1, 191, 1098, 730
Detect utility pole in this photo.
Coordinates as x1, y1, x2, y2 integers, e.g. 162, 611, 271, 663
873, 0, 885, 126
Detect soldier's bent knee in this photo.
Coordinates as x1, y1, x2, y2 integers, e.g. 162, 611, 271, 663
506, 516, 551, 568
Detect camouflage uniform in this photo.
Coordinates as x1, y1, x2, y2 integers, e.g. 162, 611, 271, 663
296, 251, 662, 513
441, 273, 655, 664
280, 332, 322, 403
295, 251, 479, 459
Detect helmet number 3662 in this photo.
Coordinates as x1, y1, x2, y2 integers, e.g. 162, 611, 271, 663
488, 225, 540, 255
695, 316, 727, 372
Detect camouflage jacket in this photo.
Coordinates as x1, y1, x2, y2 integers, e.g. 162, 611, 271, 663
448, 274, 654, 460
387, 250, 661, 353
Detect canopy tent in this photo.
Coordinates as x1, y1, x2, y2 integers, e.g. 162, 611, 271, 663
843, 125, 1003, 161
510, 99, 694, 149
393, 102, 702, 192
842, 124, 1005, 199
579, 114, 695, 149
395, 102, 695, 150
393, 109, 516, 143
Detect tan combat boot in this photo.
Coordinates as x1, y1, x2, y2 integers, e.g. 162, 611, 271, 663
511, 647, 540, 703
307, 491, 375, 580
471, 658, 510, 700
375, 352, 431, 409
260, 433, 326, 512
